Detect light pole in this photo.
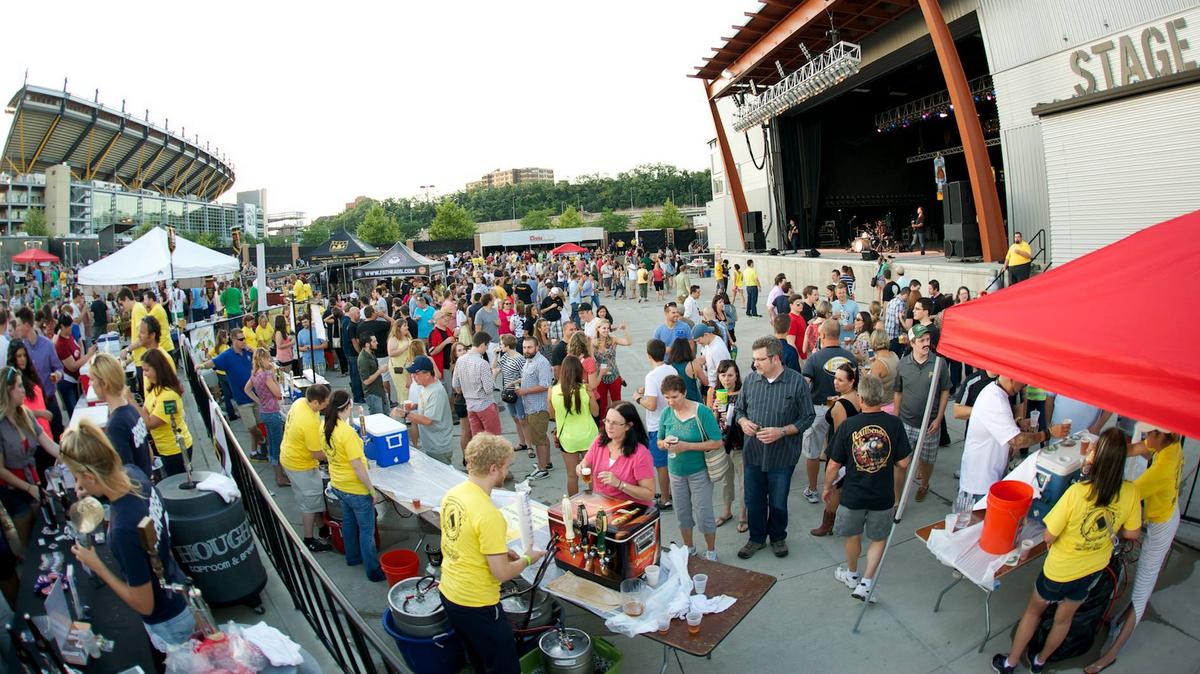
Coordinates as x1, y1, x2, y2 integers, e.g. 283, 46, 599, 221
420, 185, 435, 203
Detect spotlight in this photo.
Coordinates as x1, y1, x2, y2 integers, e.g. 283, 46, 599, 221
799, 42, 813, 61
775, 60, 787, 78
750, 79, 758, 96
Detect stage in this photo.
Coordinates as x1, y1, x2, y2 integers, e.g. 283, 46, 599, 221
720, 247, 1005, 302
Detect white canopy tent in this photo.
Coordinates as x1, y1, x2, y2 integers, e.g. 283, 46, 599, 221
78, 227, 240, 288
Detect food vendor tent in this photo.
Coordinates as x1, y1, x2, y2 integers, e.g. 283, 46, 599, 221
549, 242, 586, 255
12, 248, 60, 264
353, 242, 446, 279
78, 227, 239, 286
938, 208, 1200, 440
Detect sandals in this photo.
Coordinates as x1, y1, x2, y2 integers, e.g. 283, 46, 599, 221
1084, 660, 1117, 674
737, 521, 749, 533
715, 514, 733, 528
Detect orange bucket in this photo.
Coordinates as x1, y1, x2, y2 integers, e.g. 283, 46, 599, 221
980, 480, 1033, 554
380, 549, 421, 587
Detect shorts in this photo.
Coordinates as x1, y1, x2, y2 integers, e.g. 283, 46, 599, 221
525, 410, 550, 443
285, 467, 327, 513
653, 280, 664, 291
647, 431, 668, 468
237, 403, 261, 434
904, 422, 940, 464
802, 407, 828, 460
833, 505, 892, 540
1035, 569, 1101, 603
144, 605, 198, 653
0, 486, 33, 518
506, 396, 526, 420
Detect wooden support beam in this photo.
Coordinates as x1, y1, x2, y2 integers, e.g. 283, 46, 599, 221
707, 88, 749, 250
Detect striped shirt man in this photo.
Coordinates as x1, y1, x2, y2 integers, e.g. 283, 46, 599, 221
733, 366, 815, 470
451, 348, 496, 413
884, 294, 907, 339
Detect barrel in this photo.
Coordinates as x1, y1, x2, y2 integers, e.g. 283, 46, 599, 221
158, 471, 267, 606
381, 611, 464, 674
980, 480, 1034, 554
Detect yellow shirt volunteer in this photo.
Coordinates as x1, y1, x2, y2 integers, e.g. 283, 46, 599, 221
145, 387, 191, 457
293, 279, 312, 302
742, 266, 759, 288
326, 420, 369, 496
439, 480, 508, 607
280, 401, 325, 472
210, 343, 229, 376
142, 348, 176, 397
714, 262, 725, 280
1005, 241, 1032, 267
1135, 441, 1183, 524
255, 323, 274, 350
243, 328, 260, 349
131, 302, 176, 365
1042, 481, 1140, 582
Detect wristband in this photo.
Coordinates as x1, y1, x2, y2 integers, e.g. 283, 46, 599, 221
521, 554, 533, 567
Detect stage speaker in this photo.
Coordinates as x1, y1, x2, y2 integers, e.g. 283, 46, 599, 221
803, 249, 821, 258
742, 211, 765, 251
944, 222, 983, 258
861, 250, 879, 261
943, 181, 976, 226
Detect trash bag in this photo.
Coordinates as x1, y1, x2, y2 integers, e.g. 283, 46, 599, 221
1028, 555, 1120, 662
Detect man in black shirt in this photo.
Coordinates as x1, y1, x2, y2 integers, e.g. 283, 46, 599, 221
90, 294, 109, 337
357, 305, 392, 359
826, 373, 912, 600
799, 285, 818, 324
540, 288, 564, 339
549, 321, 577, 380
514, 275, 534, 306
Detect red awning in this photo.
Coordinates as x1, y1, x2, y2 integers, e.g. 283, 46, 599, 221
938, 208, 1200, 439
12, 248, 60, 264
550, 243, 587, 255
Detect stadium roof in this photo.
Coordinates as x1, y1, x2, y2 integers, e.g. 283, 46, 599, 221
3, 84, 235, 201
691, 0, 917, 99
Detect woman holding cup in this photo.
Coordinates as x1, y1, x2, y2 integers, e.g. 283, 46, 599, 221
592, 320, 632, 421
810, 363, 862, 537
658, 374, 723, 560
706, 360, 744, 530
550, 356, 598, 496
579, 401, 655, 506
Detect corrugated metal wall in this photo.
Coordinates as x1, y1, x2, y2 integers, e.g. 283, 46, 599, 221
859, 0, 980, 68
1042, 84, 1200, 266
997, 124, 1050, 244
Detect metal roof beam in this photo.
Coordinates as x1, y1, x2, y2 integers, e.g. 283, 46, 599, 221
86, 117, 126, 181
145, 145, 186, 189
59, 110, 99, 166
110, 131, 150, 175
135, 141, 168, 189
707, 0, 838, 100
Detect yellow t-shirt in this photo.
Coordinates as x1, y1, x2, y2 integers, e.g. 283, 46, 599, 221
326, 420, 369, 495
743, 267, 758, 288
1005, 241, 1032, 267
255, 323, 274, 350
714, 262, 724, 280
142, 348, 175, 397
637, 268, 648, 285
492, 286, 508, 302
243, 328, 260, 350
439, 480, 508, 607
733, 269, 743, 288
145, 387, 191, 457
130, 302, 148, 365
280, 401, 324, 472
1135, 441, 1183, 524
132, 302, 176, 365
293, 280, 312, 302
1043, 481, 1141, 582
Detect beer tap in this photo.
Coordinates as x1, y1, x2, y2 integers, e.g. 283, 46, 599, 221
571, 502, 588, 557
138, 517, 219, 640
594, 508, 611, 576
162, 399, 196, 489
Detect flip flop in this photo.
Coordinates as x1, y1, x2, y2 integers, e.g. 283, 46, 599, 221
737, 521, 749, 533
715, 515, 733, 528
1084, 660, 1117, 674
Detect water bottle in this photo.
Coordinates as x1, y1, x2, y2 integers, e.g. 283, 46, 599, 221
954, 492, 973, 530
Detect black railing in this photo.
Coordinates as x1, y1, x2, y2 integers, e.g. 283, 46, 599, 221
1029, 228, 1050, 272
180, 342, 408, 674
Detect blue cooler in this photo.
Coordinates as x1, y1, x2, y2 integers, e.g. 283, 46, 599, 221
361, 414, 409, 466
1029, 448, 1083, 522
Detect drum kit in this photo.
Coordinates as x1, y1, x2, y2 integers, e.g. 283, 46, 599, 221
851, 220, 897, 254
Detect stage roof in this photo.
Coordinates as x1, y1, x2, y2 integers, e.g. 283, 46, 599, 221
692, 0, 917, 99
3, 84, 235, 201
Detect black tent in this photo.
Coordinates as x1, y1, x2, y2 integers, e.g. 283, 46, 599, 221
305, 229, 379, 262
353, 242, 446, 279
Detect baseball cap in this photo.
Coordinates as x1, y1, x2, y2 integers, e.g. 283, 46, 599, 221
691, 323, 715, 339
406, 356, 436, 374
1133, 421, 1170, 440
551, 287, 561, 296
908, 324, 930, 341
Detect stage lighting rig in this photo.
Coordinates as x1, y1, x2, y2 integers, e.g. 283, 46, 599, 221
733, 41, 862, 132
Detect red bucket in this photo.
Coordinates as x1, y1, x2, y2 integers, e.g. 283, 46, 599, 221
380, 549, 421, 587
980, 480, 1034, 554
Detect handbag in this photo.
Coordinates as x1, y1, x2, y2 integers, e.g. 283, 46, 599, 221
501, 388, 519, 404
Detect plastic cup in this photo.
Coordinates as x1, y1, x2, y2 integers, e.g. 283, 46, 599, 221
1079, 432, 1097, 457
715, 389, 728, 406
411, 497, 422, 510
621, 578, 645, 617
1020, 539, 1036, 560
686, 611, 702, 635
692, 573, 708, 595
581, 467, 593, 491
1029, 410, 1041, 430
944, 514, 956, 533
1062, 418, 1073, 434
644, 565, 661, 587
657, 612, 671, 633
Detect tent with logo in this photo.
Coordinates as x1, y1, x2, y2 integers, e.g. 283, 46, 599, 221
353, 242, 446, 279
304, 228, 379, 295
856, 208, 1200, 625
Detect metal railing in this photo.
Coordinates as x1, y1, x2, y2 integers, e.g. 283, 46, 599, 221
180, 343, 408, 674
1029, 228, 1050, 272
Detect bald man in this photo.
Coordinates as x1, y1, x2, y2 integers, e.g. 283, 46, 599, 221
800, 319, 856, 503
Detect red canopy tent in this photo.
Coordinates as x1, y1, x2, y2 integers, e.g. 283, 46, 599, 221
12, 248, 60, 264
549, 243, 586, 256
938, 208, 1200, 440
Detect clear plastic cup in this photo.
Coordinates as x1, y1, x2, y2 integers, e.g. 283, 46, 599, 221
1019, 539, 1036, 560
644, 565, 661, 587
621, 578, 645, 617
686, 611, 702, 635
692, 573, 708, 595
944, 514, 956, 533
656, 612, 671, 633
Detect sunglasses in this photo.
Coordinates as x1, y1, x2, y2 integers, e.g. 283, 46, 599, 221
4, 366, 18, 382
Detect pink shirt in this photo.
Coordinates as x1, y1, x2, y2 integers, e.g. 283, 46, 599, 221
582, 438, 655, 506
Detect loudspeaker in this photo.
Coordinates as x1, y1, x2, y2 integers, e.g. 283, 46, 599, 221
943, 181, 976, 226
742, 211, 765, 251
944, 222, 982, 258
860, 250, 879, 261
803, 249, 821, 258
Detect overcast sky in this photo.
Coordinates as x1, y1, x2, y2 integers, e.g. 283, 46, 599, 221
1, 1, 746, 219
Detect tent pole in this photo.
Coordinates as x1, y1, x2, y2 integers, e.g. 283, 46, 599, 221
852, 356, 944, 633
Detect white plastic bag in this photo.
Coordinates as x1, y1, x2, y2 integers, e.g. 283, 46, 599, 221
605, 544, 693, 637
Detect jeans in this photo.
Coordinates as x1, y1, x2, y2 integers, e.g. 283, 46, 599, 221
217, 373, 238, 417
57, 380, 80, 419
347, 351, 364, 403
909, 229, 926, 253
333, 488, 383, 580
160, 446, 193, 477
261, 411, 284, 465
144, 605, 198, 652
743, 461, 794, 544
745, 286, 759, 316
364, 393, 385, 415
440, 597, 520, 674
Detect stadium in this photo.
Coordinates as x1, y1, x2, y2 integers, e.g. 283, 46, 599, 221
1, 82, 255, 257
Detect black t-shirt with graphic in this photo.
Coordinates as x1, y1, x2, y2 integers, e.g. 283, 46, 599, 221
828, 411, 912, 511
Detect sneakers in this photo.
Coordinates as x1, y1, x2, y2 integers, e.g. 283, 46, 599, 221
802, 488, 821, 504
771, 540, 789, 557
655, 499, 673, 511
737, 541, 765, 559
304, 538, 332, 553
990, 654, 1016, 674
702, 549, 718, 562
526, 468, 551, 481
851, 580, 877, 603
1028, 654, 1045, 674
835, 566, 861, 589
248, 449, 268, 462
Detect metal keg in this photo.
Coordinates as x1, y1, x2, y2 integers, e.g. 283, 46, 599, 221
386, 576, 449, 638
538, 627, 594, 674
158, 471, 267, 607
501, 578, 557, 629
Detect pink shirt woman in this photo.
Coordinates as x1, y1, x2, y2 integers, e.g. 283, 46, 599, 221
498, 301, 515, 336
580, 408, 656, 507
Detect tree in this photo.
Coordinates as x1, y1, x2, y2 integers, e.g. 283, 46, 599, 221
356, 204, 401, 246
596, 208, 630, 233
428, 201, 477, 240
22, 208, 49, 236
300, 221, 331, 247
132, 221, 156, 239
556, 205, 584, 229
637, 210, 661, 230
657, 199, 687, 229
263, 235, 292, 247
520, 208, 553, 230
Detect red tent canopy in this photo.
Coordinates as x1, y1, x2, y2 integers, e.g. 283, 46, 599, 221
549, 243, 586, 256
938, 208, 1200, 439
12, 248, 59, 264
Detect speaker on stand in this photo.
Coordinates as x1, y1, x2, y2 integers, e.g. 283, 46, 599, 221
742, 211, 766, 252
942, 181, 982, 259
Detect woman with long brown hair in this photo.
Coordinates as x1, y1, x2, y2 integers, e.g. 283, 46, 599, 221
245, 347, 288, 486
138, 349, 193, 476
7, 341, 53, 438
0, 365, 60, 547
993, 428, 1142, 674
387, 318, 415, 405
274, 314, 300, 377
323, 390, 385, 582
550, 356, 598, 495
